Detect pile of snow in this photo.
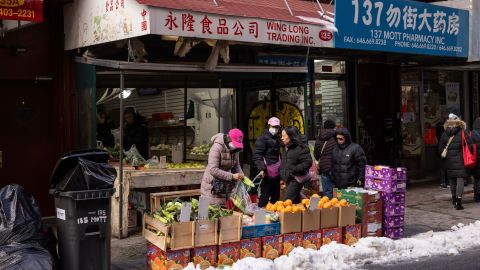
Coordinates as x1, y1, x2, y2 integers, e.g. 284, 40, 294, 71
183, 221, 480, 270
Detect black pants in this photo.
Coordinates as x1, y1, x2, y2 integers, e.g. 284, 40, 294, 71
283, 180, 304, 204
449, 177, 465, 198
439, 160, 448, 186
474, 177, 480, 200
258, 177, 280, 207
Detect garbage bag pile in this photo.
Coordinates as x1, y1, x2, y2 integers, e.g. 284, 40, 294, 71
0, 184, 54, 270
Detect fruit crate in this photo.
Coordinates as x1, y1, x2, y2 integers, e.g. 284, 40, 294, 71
241, 222, 280, 239
143, 213, 195, 251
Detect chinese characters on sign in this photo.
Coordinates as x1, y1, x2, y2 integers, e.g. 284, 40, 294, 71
0, 0, 43, 22
335, 0, 469, 57
149, 9, 334, 48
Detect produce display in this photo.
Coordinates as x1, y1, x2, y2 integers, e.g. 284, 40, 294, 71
263, 196, 349, 214
241, 213, 279, 226
189, 144, 212, 155
165, 162, 205, 169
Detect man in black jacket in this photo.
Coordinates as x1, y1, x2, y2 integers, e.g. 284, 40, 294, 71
314, 119, 336, 198
252, 117, 282, 207
332, 128, 367, 189
123, 108, 149, 159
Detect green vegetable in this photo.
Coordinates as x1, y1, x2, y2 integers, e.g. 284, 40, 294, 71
242, 176, 255, 188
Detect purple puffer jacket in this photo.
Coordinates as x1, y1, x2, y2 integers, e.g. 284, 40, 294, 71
200, 133, 243, 205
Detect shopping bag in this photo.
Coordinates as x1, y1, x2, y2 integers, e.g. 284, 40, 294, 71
462, 131, 477, 169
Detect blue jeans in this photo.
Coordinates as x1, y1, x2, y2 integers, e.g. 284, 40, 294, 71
321, 174, 334, 199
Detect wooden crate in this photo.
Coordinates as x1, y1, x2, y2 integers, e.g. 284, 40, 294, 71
194, 219, 218, 247
218, 212, 242, 244
143, 214, 195, 251
150, 189, 201, 211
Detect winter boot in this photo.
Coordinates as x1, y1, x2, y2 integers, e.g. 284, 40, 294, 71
455, 197, 464, 210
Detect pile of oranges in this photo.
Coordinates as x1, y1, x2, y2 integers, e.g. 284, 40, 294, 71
300, 194, 349, 209
265, 199, 305, 213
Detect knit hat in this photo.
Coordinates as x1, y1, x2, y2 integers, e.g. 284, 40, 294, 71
449, 113, 459, 120
324, 119, 336, 129
228, 128, 244, 149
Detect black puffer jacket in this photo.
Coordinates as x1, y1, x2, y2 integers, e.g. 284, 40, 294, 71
252, 130, 281, 173
124, 114, 149, 159
331, 128, 367, 188
438, 119, 471, 178
471, 117, 480, 175
280, 142, 312, 183
314, 129, 336, 174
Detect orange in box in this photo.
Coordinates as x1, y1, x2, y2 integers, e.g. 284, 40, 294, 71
262, 235, 283, 260
240, 238, 262, 259
283, 233, 303, 255
217, 242, 240, 267
343, 224, 362, 246
321, 227, 342, 245
303, 230, 322, 250
147, 242, 190, 270
191, 245, 217, 270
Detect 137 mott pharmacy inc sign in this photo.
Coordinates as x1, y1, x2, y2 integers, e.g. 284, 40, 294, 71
335, 0, 469, 57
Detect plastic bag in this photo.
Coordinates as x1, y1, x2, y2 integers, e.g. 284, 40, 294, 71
124, 145, 146, 166
0, 242, 53, 270
0, 185, 41, 245
55, 158, 116, 191
229, 181, 255, 214
144, 156, 160, 169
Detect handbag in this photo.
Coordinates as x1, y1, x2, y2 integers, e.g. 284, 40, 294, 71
211, 178, 235, 197
263, 156, 281, 178
294, 172, 312, 184
441, 136, 454, 158
462, 131, 477, 169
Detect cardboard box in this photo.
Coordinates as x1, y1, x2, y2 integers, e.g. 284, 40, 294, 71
302, 230, 322, 250
383, 204, 405, 216
365, 177, 399, 193
143, 214, 195, 251
364, 209, 382, 224
262, 235, 283, 260
282, 232, 304, 255
192, 246, 217, 270
338, 205, 356, 227
217, 242, 240, 267
147, 242, 190, 270
337, 189, 381, 222
382, 192, 406, 205
219, 212, 242, 244
365, 165, 407, 181
343, 224, 361, 246
279, 211, 302, 234
195, 220, 218, 247
383, 227, 404, 239
383, 215, 405, 228
322, 227, 342, 245
302, 209, 321, 232
362, 222, 382, 237
240, 238, 262, 259
320, 207, 339, 229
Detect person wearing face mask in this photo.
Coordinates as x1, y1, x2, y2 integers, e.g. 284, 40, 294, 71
252, 117, 282, 207
200, 128, 245, 205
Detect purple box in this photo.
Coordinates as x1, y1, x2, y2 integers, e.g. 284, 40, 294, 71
382, 193, 406, 205
395, 181, 407, 193
396, 167, 407, 181
383, 216, 405, 228
365, 165, 397, 181
383, 204, 405, 216
365, 177, 407, 194
383, 227, 404, 239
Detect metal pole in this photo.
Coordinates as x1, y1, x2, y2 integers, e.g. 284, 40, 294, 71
183, 76, 188, 162
218, 78, 222, 133
118, 72, 125, 239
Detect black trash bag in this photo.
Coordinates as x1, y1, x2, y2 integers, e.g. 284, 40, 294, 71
40, 227, 59, 270
0, 242, 53, 270
50, 149, 117, 191
0, 184, 41, 245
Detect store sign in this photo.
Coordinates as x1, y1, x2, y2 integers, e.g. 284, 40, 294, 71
0, 0, 43, 22
64, 0, 149, 50
149, 9, 334, 48
335, 0, 469, 58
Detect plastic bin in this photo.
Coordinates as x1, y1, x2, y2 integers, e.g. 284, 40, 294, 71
50, 150, 116, 270
241, 222, 280, 239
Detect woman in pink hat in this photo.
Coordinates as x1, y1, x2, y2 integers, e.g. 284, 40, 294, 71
252, 117, 282, 207
200, 128, 245, 205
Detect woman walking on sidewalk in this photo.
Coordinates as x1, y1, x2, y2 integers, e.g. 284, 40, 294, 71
314, 119, 336, 198
469, 117, 480, 202
438, 114, 473, 210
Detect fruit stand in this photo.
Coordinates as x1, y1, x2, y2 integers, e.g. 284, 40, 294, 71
111, 166, 205, 238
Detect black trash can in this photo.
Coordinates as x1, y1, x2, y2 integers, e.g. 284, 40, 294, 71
49, 150, 117, 270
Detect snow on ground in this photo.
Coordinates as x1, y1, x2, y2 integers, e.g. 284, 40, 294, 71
183, 221, 480, 270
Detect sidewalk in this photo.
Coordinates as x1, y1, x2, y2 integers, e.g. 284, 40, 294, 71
110, 182, 480, 269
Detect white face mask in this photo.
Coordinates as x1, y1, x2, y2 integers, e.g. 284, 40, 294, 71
269, 127, 279, 136
228, 142, 237, 150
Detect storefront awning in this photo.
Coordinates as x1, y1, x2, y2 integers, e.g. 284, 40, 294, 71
64, 0, 336, 51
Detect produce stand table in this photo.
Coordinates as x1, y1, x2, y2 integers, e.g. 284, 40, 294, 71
111, 167, 205, 238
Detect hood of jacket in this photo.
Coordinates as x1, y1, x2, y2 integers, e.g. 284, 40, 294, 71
211, 133, 226, 145
319, 129, 335, 141
335, 128, 352, 149
473, 117, 480, 131
444, 119, 466, 136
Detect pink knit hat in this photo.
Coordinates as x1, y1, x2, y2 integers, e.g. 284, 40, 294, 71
228, 128, 244, 149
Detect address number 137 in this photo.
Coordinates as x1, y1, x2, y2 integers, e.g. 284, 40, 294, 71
352, 0, 384, 27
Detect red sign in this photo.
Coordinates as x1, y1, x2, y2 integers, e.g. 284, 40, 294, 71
0, 0, 43, 23
319, 30, 333, 41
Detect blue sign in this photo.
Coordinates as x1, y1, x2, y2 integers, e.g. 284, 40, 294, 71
334, 0, 469, 58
